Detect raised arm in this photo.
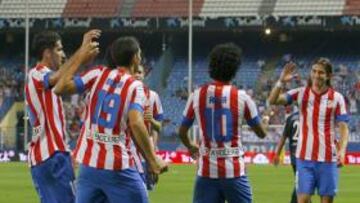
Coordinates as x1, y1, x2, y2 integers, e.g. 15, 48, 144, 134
268, 62, 297, 105
53, 29, 101, 95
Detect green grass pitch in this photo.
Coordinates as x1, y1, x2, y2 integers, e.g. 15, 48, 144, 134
0, 163, 358, 203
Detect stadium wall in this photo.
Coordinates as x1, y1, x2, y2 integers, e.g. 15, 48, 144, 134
0, 102, 23, 150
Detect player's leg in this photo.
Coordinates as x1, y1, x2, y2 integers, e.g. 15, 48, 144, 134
104, 168, 148, 203
76, 164, 107, 203
296, 159, 316, 203
222, 175, 252, 203
31, 152, 75, 203
193, 176, 224, 203
320, 196, 334, 203
49, 152, 76, 203
290, 164, 297, 203
317, 161, 338, 203
31, 160, 58, 203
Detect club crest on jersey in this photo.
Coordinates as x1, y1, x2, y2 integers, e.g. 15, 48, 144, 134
327, 100, 334, 108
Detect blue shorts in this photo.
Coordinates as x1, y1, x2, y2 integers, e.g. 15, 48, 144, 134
193, 176, 252, 203
76, 164, 148, 203
31, 152, 75, 203
296, 158, 338, 196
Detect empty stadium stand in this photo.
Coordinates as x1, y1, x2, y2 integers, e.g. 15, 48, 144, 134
132, 0, 204, 17
344, 0, 360, 15
62, 0, 123, 18
0, 0, 67, 18
1, 0, 359, 18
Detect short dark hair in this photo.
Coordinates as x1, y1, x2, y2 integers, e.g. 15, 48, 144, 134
307, 57, 333, 87
208, 43, 242, 82
104, 45, 115, 69
32, 31, 61, 60
109, 36, 140, 69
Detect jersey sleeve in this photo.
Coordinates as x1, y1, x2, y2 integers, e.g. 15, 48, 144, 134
128, 81, 146, 113
31, 69, 53, 90
73, 66, 103, 94
285, 87, 302, 105
181, 93, 195, 127
243, 95, 260, 127
152, 91, 164, 121
335, 93, 350, 123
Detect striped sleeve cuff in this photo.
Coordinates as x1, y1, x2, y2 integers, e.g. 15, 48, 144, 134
154, 114, 164, 121
129, 103, 144, 114
285, 93, 293, 105
246, 115, 261, 127
43, 72, 53, 89
181, 116, 194, 127
336, 114, 350, 123
73, 76, 85, 93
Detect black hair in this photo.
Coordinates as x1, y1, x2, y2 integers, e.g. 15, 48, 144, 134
208, 43, 242, 82
31, 31, 61, 61
104, 45, 115, 69
109, 36, 140, 69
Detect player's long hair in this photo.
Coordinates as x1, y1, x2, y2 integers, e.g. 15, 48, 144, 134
307, 57, 332, 87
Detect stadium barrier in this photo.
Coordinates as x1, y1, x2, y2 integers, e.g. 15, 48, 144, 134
1, 150, 360, 165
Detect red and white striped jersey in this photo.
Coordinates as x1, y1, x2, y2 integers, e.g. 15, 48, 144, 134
286, 87, 349, 162
144, 88, 164, 132
181, 81, 261, 179
25, 64, 69, 166
132, 86, 164, 173
73, 66, 146, 170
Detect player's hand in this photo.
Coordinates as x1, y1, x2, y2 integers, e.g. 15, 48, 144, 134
337, 152, 346, 168
71, 154, 79, 171
148, 156, 168, 175
262, 115, 270, 126
82, 29, 101, 47
279, 62, 297, 83
188, 143, 199, 160
273, 155, 280, 166
144, 108, 153, 122
79, 29, 101, 64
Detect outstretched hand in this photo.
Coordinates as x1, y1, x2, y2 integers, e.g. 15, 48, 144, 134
279, 62, 297, 83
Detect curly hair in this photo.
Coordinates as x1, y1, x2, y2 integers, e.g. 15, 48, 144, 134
208, 43, 242, 82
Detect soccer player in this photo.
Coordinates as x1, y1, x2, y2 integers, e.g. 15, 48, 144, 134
273, 111, 299, 203
25, 30, 99, 203
179, 43, 268, 203
268, 59, 350, 203
54, 36, 168, 203
132, 64, 164, 190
